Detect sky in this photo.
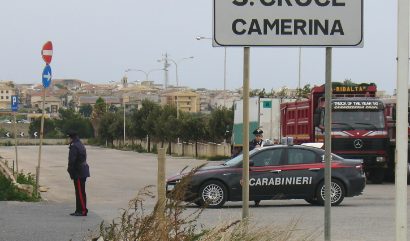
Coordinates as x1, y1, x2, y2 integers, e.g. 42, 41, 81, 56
0, 0, 398, 94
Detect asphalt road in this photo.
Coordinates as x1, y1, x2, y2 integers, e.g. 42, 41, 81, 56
1, 145, 409, 241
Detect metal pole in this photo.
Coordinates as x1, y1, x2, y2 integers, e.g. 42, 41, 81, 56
396, 0, 409, 239
175, 62, 179, 87
224, 47, 227, 108
157, 148, 166, 240
324, 47, 332, 241
242, 47, 250, 220
13, 112, 18, 177
157, 148, 166, 209
298, 48, 302, 98
35, 88, 46, 196
123, 101, 126, 145
164, 53, 169, 89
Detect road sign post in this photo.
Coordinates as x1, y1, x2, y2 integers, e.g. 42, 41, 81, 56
11, 95, 19, 177
36, 41, 53, 197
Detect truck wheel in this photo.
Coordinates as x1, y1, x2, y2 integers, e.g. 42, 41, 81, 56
369, 169, 385, 184
198, 180, 227, 208
316, 179, 345, 206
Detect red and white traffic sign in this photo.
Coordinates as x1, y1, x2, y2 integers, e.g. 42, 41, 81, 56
41, 41, 53, 64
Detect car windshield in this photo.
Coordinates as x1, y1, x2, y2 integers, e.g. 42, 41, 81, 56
332, 110, 385, 130
224, 149, 259, 167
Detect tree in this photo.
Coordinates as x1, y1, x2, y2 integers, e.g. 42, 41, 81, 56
181, 113, 207, 157
296, 84, 311, 99
154, 105, 180, 152
55, 109, 94, 138
79, 104, 93, 118
140, 100, 161, 151
208, 107, 233, 143
98, 112, 117, 146
91, 97, 107, 137
29, 118, 56, 138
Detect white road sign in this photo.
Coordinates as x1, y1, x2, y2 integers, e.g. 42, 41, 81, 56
213, 0, 363, 46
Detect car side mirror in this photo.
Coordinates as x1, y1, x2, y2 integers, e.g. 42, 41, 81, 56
249, 160, 255, 167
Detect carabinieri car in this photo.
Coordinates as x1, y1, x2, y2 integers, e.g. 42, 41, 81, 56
166, 144, 366, 208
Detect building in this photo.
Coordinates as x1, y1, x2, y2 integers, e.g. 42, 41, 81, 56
31, 95, 62, 114
77, 96, 122, 107
0, 81, 16, 110
161, 91, 200, 113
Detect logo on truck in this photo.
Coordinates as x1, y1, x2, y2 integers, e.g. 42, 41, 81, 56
354, 139, 363, 149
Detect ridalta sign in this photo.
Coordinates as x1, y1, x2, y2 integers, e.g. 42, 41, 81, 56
213, 0, 363, 47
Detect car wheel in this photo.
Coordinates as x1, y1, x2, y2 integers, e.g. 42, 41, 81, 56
316, 179, 345, 206
198, 180, 227, 208
304, 198, 320, 206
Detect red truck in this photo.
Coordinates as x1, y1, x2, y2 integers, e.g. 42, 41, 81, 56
280, 83, 389, 183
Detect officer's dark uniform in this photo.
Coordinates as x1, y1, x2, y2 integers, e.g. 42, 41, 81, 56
67, 132, 90, 216
250, 128, 263, 206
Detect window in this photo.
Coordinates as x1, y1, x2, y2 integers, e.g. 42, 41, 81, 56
6, 90, 8, 94
0, 96, 3, 99
251, 149, 283, 167
287, 148, 318, 165
6, 96, 8, 99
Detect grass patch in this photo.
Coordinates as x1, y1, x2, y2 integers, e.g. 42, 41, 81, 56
0, 172, 40, 201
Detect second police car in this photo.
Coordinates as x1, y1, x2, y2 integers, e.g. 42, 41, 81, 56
166, 144, 366, 208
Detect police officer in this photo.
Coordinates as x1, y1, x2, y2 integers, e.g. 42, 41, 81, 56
250, 128, 264, 206
249, 128, 264, 151
67, 131, 90, 216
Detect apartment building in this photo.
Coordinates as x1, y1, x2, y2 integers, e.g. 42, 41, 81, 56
0, 81, 16, 110
161, 90, 200, 113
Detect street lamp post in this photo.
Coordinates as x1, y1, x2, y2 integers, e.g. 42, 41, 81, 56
196, 36, 227, 108
125, 68, 164, 82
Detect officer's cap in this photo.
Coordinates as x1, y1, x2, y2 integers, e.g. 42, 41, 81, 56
67, 131, 78, 138
253, 128, 263, 135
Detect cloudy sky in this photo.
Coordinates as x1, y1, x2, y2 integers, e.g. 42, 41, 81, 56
0, 0, 398, 93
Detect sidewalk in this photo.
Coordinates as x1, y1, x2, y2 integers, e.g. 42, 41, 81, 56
0, 201, 102, 241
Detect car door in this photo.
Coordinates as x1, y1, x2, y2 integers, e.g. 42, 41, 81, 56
249, 147, 285, 200
280, 147, 322, 198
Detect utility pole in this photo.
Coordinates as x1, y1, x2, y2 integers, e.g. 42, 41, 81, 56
160, 53, 170, 89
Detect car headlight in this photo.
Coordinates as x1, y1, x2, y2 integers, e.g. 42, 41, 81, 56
376, 156, 385, 162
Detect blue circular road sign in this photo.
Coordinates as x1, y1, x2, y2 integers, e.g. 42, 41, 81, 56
42, 65, 52, 88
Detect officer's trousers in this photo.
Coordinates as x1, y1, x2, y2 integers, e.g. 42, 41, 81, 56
73, 177, 88, 215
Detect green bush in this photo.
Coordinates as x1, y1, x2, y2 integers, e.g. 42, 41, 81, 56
0, 172, 39, 201
131, 144, 146, 153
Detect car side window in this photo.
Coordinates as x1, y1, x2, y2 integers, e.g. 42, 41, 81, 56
251, 149, 283, 167
287, 149, 318, 165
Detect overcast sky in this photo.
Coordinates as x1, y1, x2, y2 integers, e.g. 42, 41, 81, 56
0, 0, 398, 94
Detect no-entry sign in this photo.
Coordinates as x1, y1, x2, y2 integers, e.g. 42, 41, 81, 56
41, 41, 53, 64
213, 0, 363, 47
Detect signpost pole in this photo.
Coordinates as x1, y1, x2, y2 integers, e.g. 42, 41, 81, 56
13, 111, 18, 177
242, 47, 250, 221
35, 88, 46, 196
324, 47, 333, 241
396, 0, 409, 239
